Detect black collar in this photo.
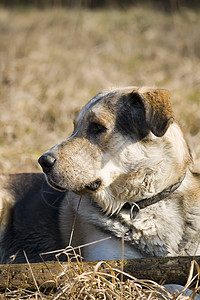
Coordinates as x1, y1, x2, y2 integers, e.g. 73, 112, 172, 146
122, 174, 186, 219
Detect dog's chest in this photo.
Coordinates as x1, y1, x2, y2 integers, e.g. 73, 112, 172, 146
117, 200, 185, 256
88, 200, 185, 257
60, 194, 185, 259
77, 217, 143, 261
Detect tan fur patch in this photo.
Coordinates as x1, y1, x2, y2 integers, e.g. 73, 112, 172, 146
0, 176, 15, 237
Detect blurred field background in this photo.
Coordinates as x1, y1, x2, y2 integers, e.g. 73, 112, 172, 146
0, 0, 200, 174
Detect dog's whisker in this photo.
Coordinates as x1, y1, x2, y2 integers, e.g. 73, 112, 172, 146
69, 196, 82, 247
40, 180, 64, 209
39, 236, 112, 256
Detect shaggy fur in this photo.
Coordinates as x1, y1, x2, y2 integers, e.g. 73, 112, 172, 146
1, 87, 200, 263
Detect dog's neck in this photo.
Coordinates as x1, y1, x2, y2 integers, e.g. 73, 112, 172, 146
124, 173, 186, 219
93, 169, 200, 256
93, 168, 188, 216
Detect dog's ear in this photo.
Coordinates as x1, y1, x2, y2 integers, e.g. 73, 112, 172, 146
131, 89, 174, 137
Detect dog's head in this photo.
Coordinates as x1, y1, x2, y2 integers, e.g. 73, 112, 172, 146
39, 87, 192, 214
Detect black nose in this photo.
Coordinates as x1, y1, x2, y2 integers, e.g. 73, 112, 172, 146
38, 154, 56, 173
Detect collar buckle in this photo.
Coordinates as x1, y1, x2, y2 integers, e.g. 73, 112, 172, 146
130, 203, 140, 219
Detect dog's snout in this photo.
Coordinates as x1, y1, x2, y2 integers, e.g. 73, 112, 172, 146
38, 154, 56, 173
85, 179, 102, 191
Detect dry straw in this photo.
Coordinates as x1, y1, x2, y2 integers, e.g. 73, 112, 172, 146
1, 246, 200, 299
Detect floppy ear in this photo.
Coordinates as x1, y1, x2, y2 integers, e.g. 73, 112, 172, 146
133, 89, 174, 137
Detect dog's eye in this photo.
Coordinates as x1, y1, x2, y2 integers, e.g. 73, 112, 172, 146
88, 122, 107, 136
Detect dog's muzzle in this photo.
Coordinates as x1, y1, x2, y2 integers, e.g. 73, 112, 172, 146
38, 153, 102, 193
38, 153, 56, 174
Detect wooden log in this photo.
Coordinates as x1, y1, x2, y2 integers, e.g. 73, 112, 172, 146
0, 256, 199, 291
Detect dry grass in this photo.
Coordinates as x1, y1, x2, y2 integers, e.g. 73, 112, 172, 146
0, 4, 200, 299
1, 248, 200, 299
0, 5, 200, 173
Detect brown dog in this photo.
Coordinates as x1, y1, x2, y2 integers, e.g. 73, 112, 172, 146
1, 87, 200, 263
